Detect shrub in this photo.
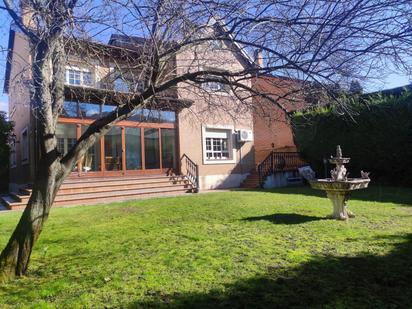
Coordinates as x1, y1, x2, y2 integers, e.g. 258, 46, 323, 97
292, 91, 412, 186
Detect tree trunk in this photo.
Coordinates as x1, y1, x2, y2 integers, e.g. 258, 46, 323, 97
0, 160, 64, 283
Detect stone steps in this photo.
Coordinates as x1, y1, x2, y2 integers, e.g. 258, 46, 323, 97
1, 175, 194, 210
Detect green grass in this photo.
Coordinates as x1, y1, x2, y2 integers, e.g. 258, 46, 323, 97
0, 186, 411, 308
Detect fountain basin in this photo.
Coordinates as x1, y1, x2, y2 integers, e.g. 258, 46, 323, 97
308, 178, 370, 220
309, 178, 370, 192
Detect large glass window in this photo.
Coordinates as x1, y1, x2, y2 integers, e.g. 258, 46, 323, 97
104, 127, 122, 171
81, 126, 101, 172
161, 129, 176, 169
62, 101, 78, 117
125, 127, 142, 170
79, 102, 100, 119
56, 123, 77, 155
101, 104, 116, 117
130, 109, 176, 123
144, 128, 160, 169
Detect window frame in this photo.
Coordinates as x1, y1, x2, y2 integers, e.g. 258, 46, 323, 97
65, 66, 94, 87
21, 127, 29, 165
10, 142, 16, 168
202, 125, 236, 164
200, 66, 231, 95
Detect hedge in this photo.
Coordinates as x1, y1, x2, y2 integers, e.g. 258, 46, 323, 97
292, 91, 412, 186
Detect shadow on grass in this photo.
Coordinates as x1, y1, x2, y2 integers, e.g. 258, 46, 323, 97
130, 233, 412, 308
234, 185, 412, 207
242, 213, 325, 225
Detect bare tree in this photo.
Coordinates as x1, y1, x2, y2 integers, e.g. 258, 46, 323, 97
0, 0, 410, 282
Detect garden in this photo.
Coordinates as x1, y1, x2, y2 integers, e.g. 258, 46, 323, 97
1, 186, 411, 308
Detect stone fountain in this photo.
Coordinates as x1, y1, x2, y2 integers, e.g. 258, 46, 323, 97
308, 145, 370, 220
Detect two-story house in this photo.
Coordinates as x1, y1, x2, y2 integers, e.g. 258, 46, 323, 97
2, 22, 261, 208
2, 11, 309, 209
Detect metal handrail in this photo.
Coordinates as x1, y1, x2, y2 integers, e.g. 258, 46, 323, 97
257, 151, 306, 187
181, 154, 199, 192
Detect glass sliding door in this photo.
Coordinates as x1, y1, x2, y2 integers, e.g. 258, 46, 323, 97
144, 128, 160, 169
104, 127, 122, 171
56, 123, 77, 155
81, 126, 101, 172
125, 127, 142, 170
161, 128, 176, 169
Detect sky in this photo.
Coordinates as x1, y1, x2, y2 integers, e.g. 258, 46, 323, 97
0, 9, 410, 116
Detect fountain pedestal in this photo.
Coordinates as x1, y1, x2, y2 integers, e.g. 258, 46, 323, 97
307, 146, 370, 220
327, 191, 353, 220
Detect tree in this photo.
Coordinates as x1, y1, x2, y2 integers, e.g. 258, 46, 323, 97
0, 0, 411, 282
349, 80, 363, 95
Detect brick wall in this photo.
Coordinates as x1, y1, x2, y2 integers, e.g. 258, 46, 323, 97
252, 76, 306, 165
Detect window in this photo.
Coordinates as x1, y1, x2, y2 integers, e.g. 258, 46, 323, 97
21, 128, 29, 163
209, 39, 223, 50
114, 78, 129, 92
203, 127, 234, 163
129, 109, 176, 123
79, 102, 100, 119
61, 101, 78, 117
10, 143, 16, 168
161, 129, 176, 169
65, 67, 94, 87
203, 81, 230, 93
56, 124, 77, 155
67, 69, 81, 85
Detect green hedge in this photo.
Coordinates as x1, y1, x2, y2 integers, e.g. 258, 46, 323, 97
292, 92, 412, 186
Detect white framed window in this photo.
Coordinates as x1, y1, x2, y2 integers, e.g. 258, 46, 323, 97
65, 66, 94, 87
202, 126, 235, 164
21, 127, 29, 164
202, 81, 230, 94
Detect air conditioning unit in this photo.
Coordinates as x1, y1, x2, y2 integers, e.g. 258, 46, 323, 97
237, 129, 253, 142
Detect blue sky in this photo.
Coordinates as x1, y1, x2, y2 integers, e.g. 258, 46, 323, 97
0, 9, 410, 115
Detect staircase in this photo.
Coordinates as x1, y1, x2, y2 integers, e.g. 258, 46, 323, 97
0, 174, 195, 210
240, 152, 306, 189
240, 170, 260, 188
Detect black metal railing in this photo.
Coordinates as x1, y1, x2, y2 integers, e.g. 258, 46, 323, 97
257, 152, 306, 187
181, 154, 199, 192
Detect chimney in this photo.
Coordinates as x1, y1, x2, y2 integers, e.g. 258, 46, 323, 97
254, 49, 263, 68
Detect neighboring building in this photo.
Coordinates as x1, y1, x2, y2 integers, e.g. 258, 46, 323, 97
2, 22, 306, 208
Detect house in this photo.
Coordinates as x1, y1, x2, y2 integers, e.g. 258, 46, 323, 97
2, 22, 305, 209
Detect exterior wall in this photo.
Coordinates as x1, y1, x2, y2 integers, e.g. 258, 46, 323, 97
263, 171, 303, 188
252, 76, 306, 165
7, 32, 33, 190
176, 40, 255, 190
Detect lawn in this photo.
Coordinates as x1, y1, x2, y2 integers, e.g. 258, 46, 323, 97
0, 186, 411, 308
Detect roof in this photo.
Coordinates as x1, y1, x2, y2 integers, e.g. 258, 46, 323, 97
366, 84, 412, 97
